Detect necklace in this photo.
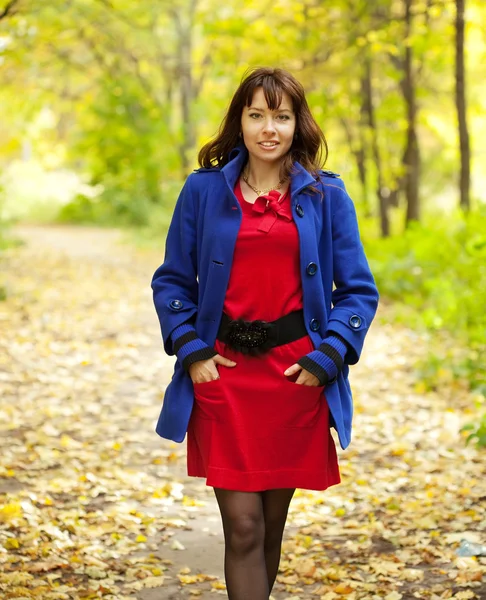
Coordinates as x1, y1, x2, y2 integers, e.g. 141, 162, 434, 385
242, 166, 287, 197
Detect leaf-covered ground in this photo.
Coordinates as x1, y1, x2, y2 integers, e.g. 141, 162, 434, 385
0, 226, 484, 600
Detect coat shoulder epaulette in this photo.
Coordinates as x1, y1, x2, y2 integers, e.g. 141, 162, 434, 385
319, 169, 341, 179
193, 167, 221, 173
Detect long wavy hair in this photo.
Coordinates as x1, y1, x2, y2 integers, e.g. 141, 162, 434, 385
198, 67, 328, 195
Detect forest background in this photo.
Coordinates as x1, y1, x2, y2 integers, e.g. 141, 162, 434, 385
0, 0, 485, 441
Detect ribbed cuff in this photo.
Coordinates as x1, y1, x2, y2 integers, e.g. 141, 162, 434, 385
297, 333, 348, 386
171, 323, 217, 372
181, 346, 218, 372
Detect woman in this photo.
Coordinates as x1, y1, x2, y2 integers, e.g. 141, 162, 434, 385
151, 67, 379, 599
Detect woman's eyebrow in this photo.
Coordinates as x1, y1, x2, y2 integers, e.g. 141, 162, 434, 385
247, 107, 293, 113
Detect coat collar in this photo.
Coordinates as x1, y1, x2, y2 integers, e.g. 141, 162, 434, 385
221, 142, 318, 204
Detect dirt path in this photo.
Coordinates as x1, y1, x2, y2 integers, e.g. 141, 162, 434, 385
0, 225, 484, 600
3, 226, 228, 599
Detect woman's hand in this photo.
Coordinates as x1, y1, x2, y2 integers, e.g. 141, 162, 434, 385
284, 363, 321, 386
189, 354, 237, 384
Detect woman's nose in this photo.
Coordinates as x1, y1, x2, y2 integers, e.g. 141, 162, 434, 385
262, 118, 277, 133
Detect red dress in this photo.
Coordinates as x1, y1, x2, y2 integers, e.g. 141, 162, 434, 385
186, 178, 341, 492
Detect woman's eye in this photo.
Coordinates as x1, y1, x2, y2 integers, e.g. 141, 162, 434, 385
249, 113, 290, 120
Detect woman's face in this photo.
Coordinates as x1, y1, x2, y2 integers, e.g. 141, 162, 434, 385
240, 87, 296, 163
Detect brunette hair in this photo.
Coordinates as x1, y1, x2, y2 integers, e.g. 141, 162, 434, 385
198, 67, 328, 193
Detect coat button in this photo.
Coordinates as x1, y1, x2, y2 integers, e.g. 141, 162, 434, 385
169, 299, 183, 310
349, 315, 361, 328
309, 318, 320, 331
306, 262, 318, 276
295, 204, 304, 217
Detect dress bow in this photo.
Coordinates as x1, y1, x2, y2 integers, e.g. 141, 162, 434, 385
252, 190, 292, 233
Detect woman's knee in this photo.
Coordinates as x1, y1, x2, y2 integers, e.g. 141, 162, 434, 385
225, 513, 265, 554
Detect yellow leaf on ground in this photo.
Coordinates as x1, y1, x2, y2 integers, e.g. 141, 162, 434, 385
211, 581, 227, 590
0, 503, 22, 522
334, 583, 354, 594
141, 576, 165, 588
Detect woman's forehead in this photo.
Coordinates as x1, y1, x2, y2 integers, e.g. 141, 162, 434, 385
247, 87, 293, 111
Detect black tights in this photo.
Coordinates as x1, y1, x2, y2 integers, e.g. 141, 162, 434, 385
213, 487, 295, 600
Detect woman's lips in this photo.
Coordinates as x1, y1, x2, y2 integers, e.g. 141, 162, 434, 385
258, 142, 279, 150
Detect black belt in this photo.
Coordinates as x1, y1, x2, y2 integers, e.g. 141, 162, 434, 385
216, 309, 307, 357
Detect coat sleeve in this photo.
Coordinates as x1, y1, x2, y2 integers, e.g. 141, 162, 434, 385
151, 174, 200, 356
325, 183, 379, 365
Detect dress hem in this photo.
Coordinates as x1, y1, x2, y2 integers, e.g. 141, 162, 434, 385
187, 465, 341, 492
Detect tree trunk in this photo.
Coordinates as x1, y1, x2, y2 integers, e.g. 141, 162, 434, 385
341, 117, 370, 218
402, 0, 420, 226
455, 0, 470, 210
173, 0, 197, 178
361, 52, 389, 236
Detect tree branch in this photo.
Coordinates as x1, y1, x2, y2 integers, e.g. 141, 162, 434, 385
0, 0, 20, 20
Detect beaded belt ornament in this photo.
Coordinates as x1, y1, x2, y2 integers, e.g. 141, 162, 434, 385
225, 318, 276, 356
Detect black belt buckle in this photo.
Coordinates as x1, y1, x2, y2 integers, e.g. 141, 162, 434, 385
224, 317, 276, 356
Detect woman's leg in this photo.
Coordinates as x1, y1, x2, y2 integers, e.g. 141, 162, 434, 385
213, 487, 268, 600
261, 488, 295, 595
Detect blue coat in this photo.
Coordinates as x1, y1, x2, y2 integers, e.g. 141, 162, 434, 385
152, 142, 379, 450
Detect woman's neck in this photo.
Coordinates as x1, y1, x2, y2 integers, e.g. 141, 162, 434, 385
243, 158, 285, 191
